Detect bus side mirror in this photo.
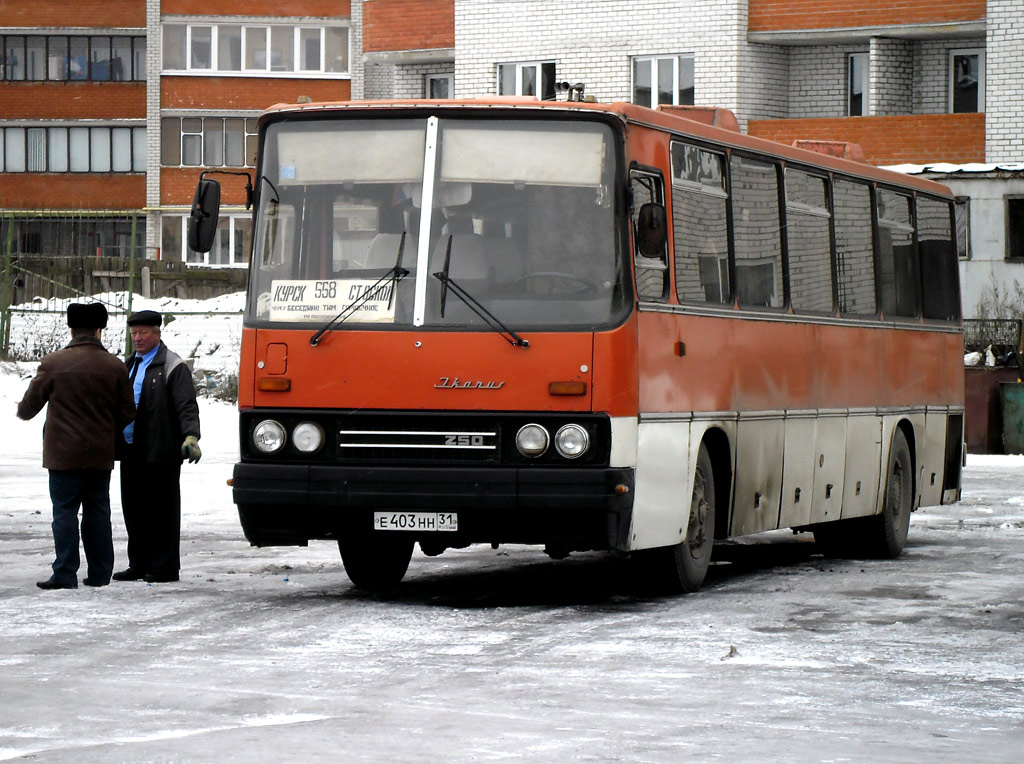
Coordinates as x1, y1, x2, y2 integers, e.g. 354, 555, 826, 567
188, 178, 221, 253
636, 202, 667, 257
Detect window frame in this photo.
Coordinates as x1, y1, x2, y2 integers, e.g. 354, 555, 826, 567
496, 61, 556, 100
1005, 195, 1024, 263
161, 21, 349, 77
631, 54, 695, 109
843, 51, 868, 116
0, 124, 145, 173
847, 52, 869, 117
949, 48, 985, 114
425, 73, 454, 99
955, 196, 970, 260
1, 34, 146, 81
165, 211, 252, 268
160, 116, 259, 169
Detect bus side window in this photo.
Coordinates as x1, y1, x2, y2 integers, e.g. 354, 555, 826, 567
877, 188, 919, 318
630, 170, 669, 301
785, 168, 835, 313
670, 142, 729, 304
731, 154, 784, 309
918, 196, 960, 321
834, 178, 877, 316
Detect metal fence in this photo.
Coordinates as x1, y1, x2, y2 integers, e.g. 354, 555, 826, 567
3, 295, 244, 399
963, 318, 1022, 355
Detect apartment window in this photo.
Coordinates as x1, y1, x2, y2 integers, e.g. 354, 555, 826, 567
848, 53, 868, 116
162, 22, 349, 75
950, 49, 985, 113
163, 213, 251, 267
1007, 197, 1024, 262
0, 125, 145, 172
161, 117, 258, 168
1, 34, 145, 81
425, 73, 453, 99
497, 61, 556, 100
632, 55, 694, 108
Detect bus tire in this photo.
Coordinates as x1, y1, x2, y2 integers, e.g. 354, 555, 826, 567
642, 443, 716, 593
865, 427, 914, 558
339, 534, 414, 591
813, 428, 913, 559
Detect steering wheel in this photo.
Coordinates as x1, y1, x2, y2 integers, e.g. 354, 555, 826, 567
515, 271, 599, 295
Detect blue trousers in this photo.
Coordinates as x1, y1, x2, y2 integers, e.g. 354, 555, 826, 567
48, 469, 115, 585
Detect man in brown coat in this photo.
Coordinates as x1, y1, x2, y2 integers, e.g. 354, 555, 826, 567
17, 302, 136, 589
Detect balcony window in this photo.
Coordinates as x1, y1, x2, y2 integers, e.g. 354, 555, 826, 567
848, 53, 868, 116
163, 22, 349, 76
0, 124, 145, 172
950, 49, 985, 114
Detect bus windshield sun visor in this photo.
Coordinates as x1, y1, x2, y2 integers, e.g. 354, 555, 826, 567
309, 233, 409, 346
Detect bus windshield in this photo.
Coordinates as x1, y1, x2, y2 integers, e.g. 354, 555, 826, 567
248, 115, 628, 331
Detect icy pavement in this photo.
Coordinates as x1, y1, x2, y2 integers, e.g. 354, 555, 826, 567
1, 367, 1022, 762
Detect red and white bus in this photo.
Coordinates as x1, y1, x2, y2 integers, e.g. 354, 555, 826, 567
191, 97, 963, 592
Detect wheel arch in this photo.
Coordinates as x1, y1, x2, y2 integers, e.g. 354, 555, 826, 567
700, 427, 733, 540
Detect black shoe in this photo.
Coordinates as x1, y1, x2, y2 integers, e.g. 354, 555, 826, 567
112, 568, 147, 581
83, 578, 108, 587
144, 572, 179, 583
37, 578, 77, 590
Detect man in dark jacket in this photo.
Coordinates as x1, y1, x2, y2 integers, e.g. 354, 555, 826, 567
17, 302, 136, 590
113, 309, 201, 584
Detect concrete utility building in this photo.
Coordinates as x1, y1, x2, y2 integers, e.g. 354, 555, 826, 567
1, 1, 1022, 317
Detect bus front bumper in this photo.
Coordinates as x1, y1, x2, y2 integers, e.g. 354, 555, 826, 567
232, 462, 634, 550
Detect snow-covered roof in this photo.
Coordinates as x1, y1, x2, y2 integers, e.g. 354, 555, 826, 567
884, 162, 1024, 176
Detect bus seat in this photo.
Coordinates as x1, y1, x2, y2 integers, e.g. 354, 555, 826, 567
364, 232, 415, 270
432, 234, 489, 280
332, 231, 375, 271
432, 234, 523, 282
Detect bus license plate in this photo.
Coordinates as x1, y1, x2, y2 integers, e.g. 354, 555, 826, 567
374, 512, 458, 532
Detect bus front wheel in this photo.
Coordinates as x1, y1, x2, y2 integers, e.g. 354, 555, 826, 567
339, 534, 414, 591
641, 443, 716, 593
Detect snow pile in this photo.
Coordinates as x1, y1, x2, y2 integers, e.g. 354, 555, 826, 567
6, 291, 244, 399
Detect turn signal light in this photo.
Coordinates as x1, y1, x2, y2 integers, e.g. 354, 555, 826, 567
257, 377, 292, 392
548, 381, 587, 396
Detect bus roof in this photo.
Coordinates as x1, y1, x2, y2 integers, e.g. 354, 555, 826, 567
260, 97, 953, 199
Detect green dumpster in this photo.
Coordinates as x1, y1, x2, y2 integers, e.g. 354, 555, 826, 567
1001, 382, 1024, 454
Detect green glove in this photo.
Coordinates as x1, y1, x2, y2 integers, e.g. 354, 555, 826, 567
181, 435, 202, 463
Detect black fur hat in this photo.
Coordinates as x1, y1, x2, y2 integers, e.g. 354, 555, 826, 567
67, 302, 108, 330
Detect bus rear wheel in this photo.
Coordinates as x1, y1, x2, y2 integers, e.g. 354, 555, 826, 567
813, 428, 913, 559
642, 443, 716, 593
339, 534, 414, 591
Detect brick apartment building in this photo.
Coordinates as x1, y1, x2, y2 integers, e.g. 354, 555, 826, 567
2, 0, 1022, 316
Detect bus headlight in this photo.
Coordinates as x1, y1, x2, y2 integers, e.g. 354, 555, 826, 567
555, 424, 589, 459
292, 422, 325, 453
516, 424, 549, 457
253, 420, 287, 454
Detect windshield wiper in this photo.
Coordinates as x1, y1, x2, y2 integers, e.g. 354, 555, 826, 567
433, 236, 529, 349
309, 233, 409, 346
